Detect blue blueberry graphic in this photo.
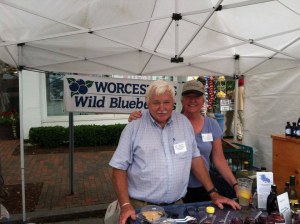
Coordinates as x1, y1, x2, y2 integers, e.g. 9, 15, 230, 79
77, 79, 85, 85
67, 78, 94, 97
79, 85, 88, 94
69, 82, 79, 91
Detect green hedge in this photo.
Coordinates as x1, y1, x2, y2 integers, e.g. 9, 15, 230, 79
29, 124, 126, 148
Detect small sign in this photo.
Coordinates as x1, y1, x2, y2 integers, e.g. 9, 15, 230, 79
256, 172, 273, 209
277, 192, 291, 224
220, 99, 231, 111
220, 105, 230, 111
63, 75, 178, 113
220, 99, 231, 106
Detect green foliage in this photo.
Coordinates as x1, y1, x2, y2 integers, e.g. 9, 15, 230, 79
29, 126, 68, 148
226, 80, 235, 91
0, 111, 19, 125
29, 124, 126, 149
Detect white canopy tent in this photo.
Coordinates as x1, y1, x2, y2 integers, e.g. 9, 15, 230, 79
1, 0, 300, 76
1, 0, 300, 221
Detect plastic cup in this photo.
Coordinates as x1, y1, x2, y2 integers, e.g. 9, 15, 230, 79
237, 178, 253, 206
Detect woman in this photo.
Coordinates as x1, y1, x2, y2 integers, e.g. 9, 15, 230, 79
128, 80, 239, 203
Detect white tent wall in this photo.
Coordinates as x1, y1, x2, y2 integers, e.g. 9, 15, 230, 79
244, 67, 300, 171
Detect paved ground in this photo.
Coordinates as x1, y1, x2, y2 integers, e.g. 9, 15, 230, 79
0, 139, 116, 223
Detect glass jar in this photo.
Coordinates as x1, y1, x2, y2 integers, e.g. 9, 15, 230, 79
203, 206, 215, 224
244, 217, 256, 224
229, 217, 243, 224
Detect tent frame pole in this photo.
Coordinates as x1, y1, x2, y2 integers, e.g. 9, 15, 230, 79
18, 44, 27, 222
69, 112, 74, 194
233, 55, 240, 142
18, 69, 26, 222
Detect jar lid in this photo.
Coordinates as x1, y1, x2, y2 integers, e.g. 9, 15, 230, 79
206, 206, 215, 214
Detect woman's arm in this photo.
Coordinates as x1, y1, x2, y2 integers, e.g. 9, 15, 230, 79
128, 111, 142, 122
211, 138, 239, 196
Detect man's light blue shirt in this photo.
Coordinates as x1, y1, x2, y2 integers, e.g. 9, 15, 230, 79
109, 110, 200, 204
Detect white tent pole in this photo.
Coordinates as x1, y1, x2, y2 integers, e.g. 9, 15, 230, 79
233, 55, 240, 142
18, 68, 26, 222
69, 112, 74, 194
175, 0, 179, 56
17, 43, 26, 222
222, 0, 274, 10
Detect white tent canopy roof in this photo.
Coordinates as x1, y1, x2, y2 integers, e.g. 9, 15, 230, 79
1, 0, 300, 77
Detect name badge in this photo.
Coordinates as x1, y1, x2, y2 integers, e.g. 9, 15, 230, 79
173, 141, 187, 154
202, 133, 213, 142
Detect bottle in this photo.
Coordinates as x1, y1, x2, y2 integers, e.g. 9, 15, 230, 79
257, 214, 268, 224
286, 122, 292, 136
289, 175, 299, 206
244, 217, 256, 224
203, 206, 215, 224
229, 217, 243, 224
292, 122, 297, 137
270, 213, 285, 224
292, 212, 300, 224
284, 182, 290, 193
293, 202, 300, 214
292, 203, 300, 224
227, 158, 233, 170
267, 184, 278, 215
252, 190, 258, 209
296, 123, 300, 139
243, 161, 249, 171
260, 167, 267, 172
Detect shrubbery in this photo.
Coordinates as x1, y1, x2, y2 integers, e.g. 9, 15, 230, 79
29, 124, 126, 148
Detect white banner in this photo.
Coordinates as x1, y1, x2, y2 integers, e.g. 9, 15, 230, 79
64, 75, 178, 113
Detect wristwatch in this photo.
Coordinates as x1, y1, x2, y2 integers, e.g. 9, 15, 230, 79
207, 187, 218, 194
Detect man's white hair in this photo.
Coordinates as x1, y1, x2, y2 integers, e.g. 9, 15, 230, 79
145, 80, 175, 103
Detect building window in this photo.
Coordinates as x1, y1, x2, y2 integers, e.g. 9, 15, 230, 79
0, 61, 19, 113
46, 72, 67, 116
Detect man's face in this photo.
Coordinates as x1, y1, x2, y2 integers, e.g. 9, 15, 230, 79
147, 91, 174, 127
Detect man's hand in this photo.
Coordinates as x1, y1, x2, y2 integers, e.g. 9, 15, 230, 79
119, 204, 136, 224
210, 192, 241, 210
128, 111, 142, 122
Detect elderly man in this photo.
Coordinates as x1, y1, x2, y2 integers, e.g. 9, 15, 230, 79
109, 80, 240, 224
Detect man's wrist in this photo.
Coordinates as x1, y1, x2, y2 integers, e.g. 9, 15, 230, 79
207, 187, 218, 195
120, 202, 131, 208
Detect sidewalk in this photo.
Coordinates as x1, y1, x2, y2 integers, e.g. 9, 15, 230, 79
0, 140, 116, 223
